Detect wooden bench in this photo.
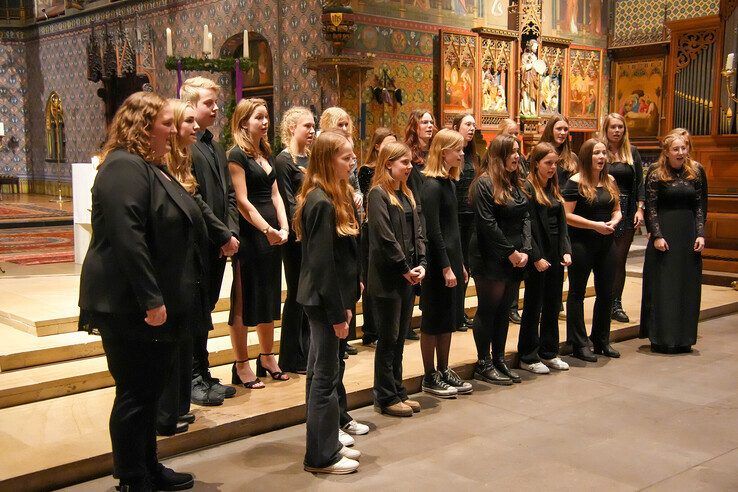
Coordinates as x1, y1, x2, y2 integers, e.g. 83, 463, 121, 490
0, 175, 20, 194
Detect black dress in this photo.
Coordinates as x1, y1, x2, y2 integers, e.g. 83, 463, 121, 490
640, 166, 706, 350
420, 176, 465, 334
275, 149, 309, 371
228, 147, 282, 326
608, 146, 644, 237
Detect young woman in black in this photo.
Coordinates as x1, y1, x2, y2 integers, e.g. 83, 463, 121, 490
275, 106, 315, 374
562, 138, 622, 362
367, 141, 426, 416
294, 131, 362, 474
640, 133, 706, 353
518, 143, 572, 374
358, 127, 396, 346
601, 113, 644, 323
451, 113, 478, 331
228, 98, 290, 388
540, 114, 579, 187
469, 134, 531, 386
420, 129, 473, 397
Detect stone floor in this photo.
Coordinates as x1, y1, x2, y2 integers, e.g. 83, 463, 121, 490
68, 313, 738, 491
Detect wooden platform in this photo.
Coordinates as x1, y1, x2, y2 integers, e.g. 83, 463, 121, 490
0, 278, 735, 491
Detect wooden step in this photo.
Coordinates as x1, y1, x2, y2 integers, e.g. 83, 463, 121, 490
0, 279, 736, 492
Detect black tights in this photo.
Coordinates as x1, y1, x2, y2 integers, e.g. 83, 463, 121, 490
612, 227, 635, 302
420, 332, 452, 375
472, 277, 518, 362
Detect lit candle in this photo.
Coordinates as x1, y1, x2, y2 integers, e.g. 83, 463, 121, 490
207, 32, 213, 56
165, 28, 173, 57
243, 30, 249, 58
726, 52, 734, 70
203, 24, 209, 54
0, 122, 4, 137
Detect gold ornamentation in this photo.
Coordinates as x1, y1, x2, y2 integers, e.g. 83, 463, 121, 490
675, 30, 717, 72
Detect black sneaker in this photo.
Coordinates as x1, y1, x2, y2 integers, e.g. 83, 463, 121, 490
118, 477, 153, 492
422, 371, 458, 398
345, 344, 358, 355
473, 359, 513, 386
441, 368, 473, 394
151, 464, 194, 491
190, 375, 225, 406
204, 372, 236, 399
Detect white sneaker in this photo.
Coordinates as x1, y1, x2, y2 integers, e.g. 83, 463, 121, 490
541, 357, 570, 371
304, 456, 359, 474
342, 420, 370, 435
339, 445, 361, 460
338, 428, 355, 447
519, 361, 551, 374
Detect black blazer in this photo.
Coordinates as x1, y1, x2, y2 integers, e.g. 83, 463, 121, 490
191, 131, 239, 236
297, 188, 360, 325
524, 181, 572, 263
79, 150, 232, 322
366, 186, 426, 299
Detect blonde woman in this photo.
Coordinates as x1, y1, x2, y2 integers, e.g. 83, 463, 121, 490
419, 129, 473, 397
293, 131, 362, 474
228, 98, 289, 388
640, 133, 706, 353
319, 107, 363, 210
562, 139, 622, 362
275, 106, 315, 374
601, 113, 644, 323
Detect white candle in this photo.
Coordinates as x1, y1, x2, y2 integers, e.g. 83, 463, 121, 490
203, 24, 209, 54
207, 32, 213, 56
243, 30, 249, 58
727, 53, 735, 70
91, 156, 100, 167
165, 28, 173, 57
0, 122, 4, 137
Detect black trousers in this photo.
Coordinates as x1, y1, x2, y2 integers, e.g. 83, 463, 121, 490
101, 328, 176, 481
519, 243, 565, 362
158, 334, 193, 429
567, 235, 615, 348
373, 286, 414, 407
338, 337, 352, 427
303, 306, 342, 468
612, 226, 636, 301
472, 276, 518, 361
459, 212, 475, 326
192, 255, 227, 379
279, 238, 310, 372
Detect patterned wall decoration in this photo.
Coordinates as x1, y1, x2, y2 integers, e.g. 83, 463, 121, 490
567, 47, 601, 130
611, 0, 720, 48
0, 42, 30, 189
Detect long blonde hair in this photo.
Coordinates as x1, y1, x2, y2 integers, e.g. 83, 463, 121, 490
370, 142, 416, 210
293, 131, 359, 239
230, 98, 271, 159
424, 128, 463, 180
476, 134, 523, 205
98, 91, 167, 164
577, 138, 620, 205
165, 100, 198, 194
280, 106, 314, 163
602, 113, 634, 165
652, 133, 699, 182
525, 142, 562, 207
320, 107, 354, 136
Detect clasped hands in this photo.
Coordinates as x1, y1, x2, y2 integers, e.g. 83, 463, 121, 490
219, 236, 240, 257
265, 226, 289, 246
508, 250, 529, 268
403, 266, 426, 286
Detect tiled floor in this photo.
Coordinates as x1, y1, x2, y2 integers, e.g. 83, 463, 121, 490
68, 313, 738, 491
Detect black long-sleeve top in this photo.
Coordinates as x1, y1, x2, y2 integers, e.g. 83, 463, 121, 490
645, 164, 706, 240
456, 151, 477, 215
275, 149, 308, 233
422, 176, 463, 272
524, 181, 572, 263
468, 175, 532, 277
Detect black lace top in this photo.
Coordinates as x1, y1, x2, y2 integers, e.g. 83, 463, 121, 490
645, 165, 706, 239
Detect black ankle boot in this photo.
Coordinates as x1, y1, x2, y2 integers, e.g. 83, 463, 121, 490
593, 344, 621, 358
493, 359, 521, 383
611, 299, 629, 323
473, 359, 513, 386
151, 464, 194, 491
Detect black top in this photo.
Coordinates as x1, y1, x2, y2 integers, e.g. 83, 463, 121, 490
561, 178, 616, 239
421, 176, 462, 271
366, 186, 427, 299
228, 147, 276, 205
556, 152, 580, 187
358, 165, 375, 197
524, 181, 572, 263
468, 175, 532, 277
296, 188, 359, 324
79, 150, 232, 328
456, 151, 477, 215
397, 190, 416, 257
275, 149, 308, 229
645, 165, 706, 239
609, 162, 634, 195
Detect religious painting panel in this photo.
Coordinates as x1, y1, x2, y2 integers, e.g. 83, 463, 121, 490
612, 58, 664, 138
352, 1, 508, 29
479, 34, 515, 129
567, 47, 601, 130
440, 30, 478, 128
539, 43, 567, 116
543, 0, 608, 47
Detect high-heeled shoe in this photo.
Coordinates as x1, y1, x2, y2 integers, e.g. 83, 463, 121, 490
256, 353, 290, 381
231, 360, 264, 389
